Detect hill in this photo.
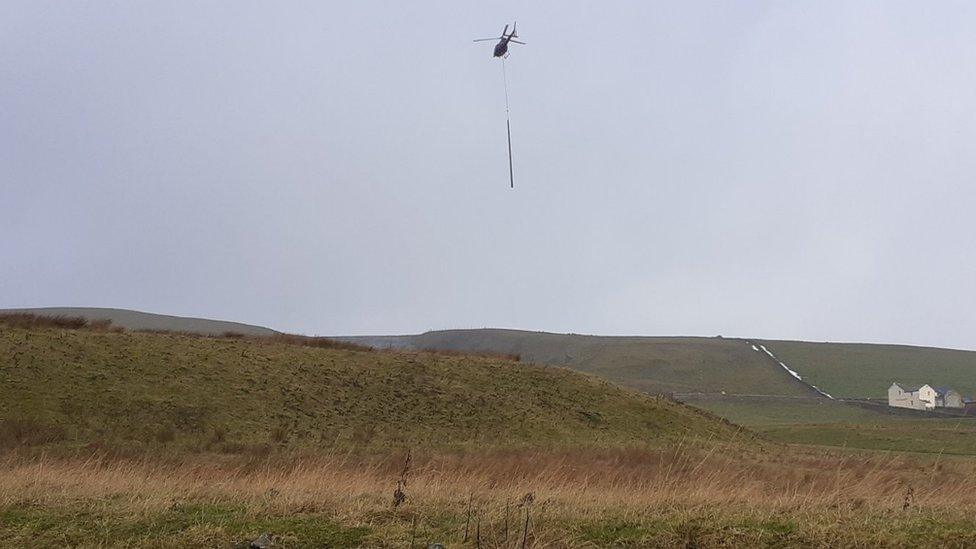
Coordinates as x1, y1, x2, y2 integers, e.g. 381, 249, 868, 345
347, 330, 976, 455
352, 330, 976, 401
0, 322, 734, 451
758, 340, 976, 399
346, 329, 813, 397
0, 307, 276, 337
11, 319, 976, 545
14, 311, 975, 402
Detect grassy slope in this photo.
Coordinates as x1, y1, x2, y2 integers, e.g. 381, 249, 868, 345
352, 330, 976, 454
9, 323, 976, 545
760, 340, 976, 399
0, 326, 733, 450
352, 330, 811, 397
358, 331, 976, 402
0, 307, 277, 336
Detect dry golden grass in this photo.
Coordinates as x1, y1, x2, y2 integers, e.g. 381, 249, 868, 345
4, 443, 976, 547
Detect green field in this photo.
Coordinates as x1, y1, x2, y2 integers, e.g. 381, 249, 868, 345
689, 396, 976, 455
762, 417, 976, 455
687, 397, 888, 427
760, 340, 976, 399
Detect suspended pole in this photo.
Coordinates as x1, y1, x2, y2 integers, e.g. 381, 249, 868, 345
502, 57, 514, 189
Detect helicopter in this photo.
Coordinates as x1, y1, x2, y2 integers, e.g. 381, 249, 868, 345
473, 22, 525, 58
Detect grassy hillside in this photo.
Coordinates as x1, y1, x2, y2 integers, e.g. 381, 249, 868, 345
355, 331, 976, 402
348, 330, 976, 455
10, 321, 976, 545
349, 330, 812, 397
759, 340, 976, 399
0, 307, 276, 336
0, 323, 734, 451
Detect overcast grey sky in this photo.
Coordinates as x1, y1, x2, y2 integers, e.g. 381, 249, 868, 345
3, 1, 976, 348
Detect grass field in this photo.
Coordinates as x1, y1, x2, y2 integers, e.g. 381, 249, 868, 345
11, 317, 976, 545
351, 330, 812, 397
760, 340, 976, 399
686, 396, 888, 427
5, 445, 976, 547
685, 395, 976, 455
761, 417, 976, 456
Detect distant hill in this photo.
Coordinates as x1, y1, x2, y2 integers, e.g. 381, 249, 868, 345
0, 322, 735, 450
0, 307, 276, 337
347, 329, 976, 402
759, 340, 976, 399
342, 329, 814, 397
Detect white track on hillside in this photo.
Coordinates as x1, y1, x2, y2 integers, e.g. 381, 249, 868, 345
755, 344, 834, 399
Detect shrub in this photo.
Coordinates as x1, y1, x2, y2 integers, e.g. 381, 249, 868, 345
89, 318, 114, 331
267, 333, 374, 352
0, 419, 66, 448
271, 426, 289, 444
420, 347, 521, 362
0, 313, 88, 330
154, 427, 176, 444
211, 426, 227, 444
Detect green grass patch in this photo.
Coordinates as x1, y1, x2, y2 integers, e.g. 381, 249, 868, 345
762, 417, 976, 455
688, 397, 887, 427
0, 502, 368, 548
9, 499, 976, 548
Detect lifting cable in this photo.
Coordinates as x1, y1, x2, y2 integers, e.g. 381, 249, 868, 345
502, 57, 514, 189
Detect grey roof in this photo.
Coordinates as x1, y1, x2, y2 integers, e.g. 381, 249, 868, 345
892, 383, 960, 396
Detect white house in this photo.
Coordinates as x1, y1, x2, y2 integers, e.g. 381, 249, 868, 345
888, 383, 927, 410
917, 384, 938, 409
935, 387, 965, 408
889, 382, 966, 410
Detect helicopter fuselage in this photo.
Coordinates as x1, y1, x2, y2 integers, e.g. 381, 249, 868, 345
493, 40, 509, 57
